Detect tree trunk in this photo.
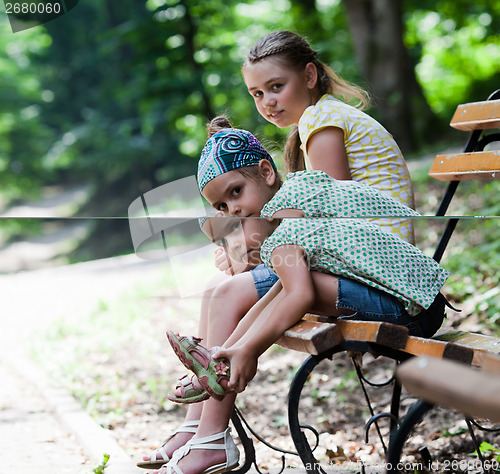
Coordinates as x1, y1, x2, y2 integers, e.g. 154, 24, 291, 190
342, 0, 437, 153
181, 0, 214, 120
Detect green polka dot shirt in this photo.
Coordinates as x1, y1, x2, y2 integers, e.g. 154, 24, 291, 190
260, 171, 449, 316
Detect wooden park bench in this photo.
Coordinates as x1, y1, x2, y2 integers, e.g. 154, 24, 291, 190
258, 90, 500, 474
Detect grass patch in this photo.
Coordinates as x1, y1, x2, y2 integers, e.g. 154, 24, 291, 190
411, 161, 500, 333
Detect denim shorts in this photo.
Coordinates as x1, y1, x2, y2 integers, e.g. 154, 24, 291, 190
250, 264, 280, 299
336, 277, 447, 338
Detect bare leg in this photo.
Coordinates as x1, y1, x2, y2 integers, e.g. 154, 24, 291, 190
222, 280, 282, 347
142, 272, 231, 462
160, 272, 345, 472
310, 272, 350, 316
158, 273, 260, 473
174, 273, 237, 425
205, 271, 261, 347
158, 395, 238, 474
149, 271, 261, 463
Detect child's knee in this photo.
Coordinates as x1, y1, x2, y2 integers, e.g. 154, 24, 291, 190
202, 272, 230, 298
210, 274, 258, 320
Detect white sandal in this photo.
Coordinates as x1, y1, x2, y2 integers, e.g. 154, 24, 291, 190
161, 427, 240, 474
136, 420, 200, 469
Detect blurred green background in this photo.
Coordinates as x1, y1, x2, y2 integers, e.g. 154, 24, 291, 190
0, 0, 499, 262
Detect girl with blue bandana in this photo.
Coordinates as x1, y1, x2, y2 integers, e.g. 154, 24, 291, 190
138, 119, 285, 471
147, 121, 452, 474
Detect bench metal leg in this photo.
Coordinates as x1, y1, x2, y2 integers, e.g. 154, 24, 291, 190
390, 379, 402, 427
387, 401, 500, 473
352, 357, 400, 455
288, 346, 407, 474
386, 400, 433, 473
231, 408, 256, 474
288, 354, 327, 474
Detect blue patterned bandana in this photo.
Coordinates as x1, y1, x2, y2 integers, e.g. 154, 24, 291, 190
197, 128, 276, 192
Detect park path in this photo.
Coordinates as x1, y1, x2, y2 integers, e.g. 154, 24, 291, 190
0, 186, 160, 473
0, 254, 167, 474
0, 355, 89, 474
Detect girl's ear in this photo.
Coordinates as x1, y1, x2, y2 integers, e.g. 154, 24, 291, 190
258, 159, 277, 187
305, 62, 318, 90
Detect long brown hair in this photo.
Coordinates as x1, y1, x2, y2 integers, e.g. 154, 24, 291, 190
245, 31, 370, 173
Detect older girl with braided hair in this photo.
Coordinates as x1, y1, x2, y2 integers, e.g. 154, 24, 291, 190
243, 30, 416, 244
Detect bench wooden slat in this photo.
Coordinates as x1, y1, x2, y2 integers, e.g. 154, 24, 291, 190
401, 335, 472, 365
450, 99, 500, 131
278, 319, 410, 354
278, 320, 500, 368
303, 316, 410, 350
336, 320, 409, 349
432, 328, 500, 366
397, 357, 500, 422
277, 320, 342, 355
428, 150, 500, 181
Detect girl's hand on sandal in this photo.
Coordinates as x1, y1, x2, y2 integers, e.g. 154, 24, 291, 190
213, 346, 258, 394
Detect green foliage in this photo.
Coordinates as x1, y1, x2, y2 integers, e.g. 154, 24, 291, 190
405, 1, 500, 116
336, 369, 358, 391
0, 218, 41, 244
145, 377, 171, 409
412, 164, 500, 332
0, 17, 56, 202
92, 453, 110, 474
442, 425, 468, 437
442, 180, 500, 331
472, 441, 500, 462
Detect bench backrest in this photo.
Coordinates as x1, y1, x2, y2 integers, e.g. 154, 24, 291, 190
429, 89, 500, 263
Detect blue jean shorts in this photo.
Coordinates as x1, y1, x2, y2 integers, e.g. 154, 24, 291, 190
249, 269, 446, 338
336, 277, 446, 338
250, 264, 279, 299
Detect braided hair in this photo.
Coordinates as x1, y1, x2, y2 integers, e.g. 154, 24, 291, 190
244, 31, 369, 173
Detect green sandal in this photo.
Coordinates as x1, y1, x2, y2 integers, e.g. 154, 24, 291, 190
166, 331, 230, 401
168, 374, 209, 404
